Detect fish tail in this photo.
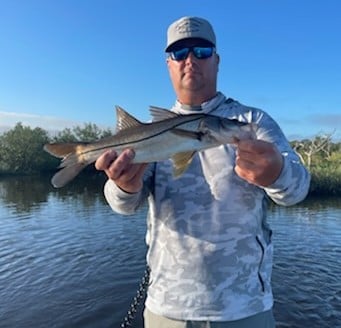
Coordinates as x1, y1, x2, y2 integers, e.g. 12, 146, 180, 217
44, 143, 83, 159
44, 143, 90, 188
51, 162, 87, 188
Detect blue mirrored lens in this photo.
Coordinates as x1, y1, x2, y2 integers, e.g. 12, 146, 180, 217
192, 47, 214, 59
170, 47, 214, 61
171, 48, 190, 61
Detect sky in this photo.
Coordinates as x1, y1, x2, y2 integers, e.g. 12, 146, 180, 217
0, 0, 340, 140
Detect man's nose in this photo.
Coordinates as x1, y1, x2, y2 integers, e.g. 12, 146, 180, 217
185, 51, 196, 63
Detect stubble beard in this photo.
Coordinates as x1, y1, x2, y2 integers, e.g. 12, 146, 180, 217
181, 73, 204, 92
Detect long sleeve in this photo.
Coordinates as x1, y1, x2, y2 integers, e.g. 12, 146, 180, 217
253, 108, 311, 206
103, 163, 155, 215
100, 93, 311, 321
265, 154, 311, 206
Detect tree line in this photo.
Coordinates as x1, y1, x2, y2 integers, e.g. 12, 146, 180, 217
290, 133, 340, 196
0, 122, 340, 196
0, 122, 113, 175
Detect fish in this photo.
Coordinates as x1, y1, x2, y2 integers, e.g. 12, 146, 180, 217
44, 106, 257, 188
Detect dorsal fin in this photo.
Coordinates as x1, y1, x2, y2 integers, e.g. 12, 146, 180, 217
115, 105, 142, 131
149, 106, 179, 122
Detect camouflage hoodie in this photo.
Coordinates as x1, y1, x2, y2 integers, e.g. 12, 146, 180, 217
104, 92, 310, 321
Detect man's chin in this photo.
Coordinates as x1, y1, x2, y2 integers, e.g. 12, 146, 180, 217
182, 77, 202, 89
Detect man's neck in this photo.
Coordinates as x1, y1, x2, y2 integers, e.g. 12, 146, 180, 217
177, 92, 217, 107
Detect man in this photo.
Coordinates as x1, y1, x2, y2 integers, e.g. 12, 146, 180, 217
96, 16, 310, 328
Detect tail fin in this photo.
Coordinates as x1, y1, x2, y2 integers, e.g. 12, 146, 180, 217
44, 143, 88, 188
44, 143, 80, 159
50, 162, 87, 188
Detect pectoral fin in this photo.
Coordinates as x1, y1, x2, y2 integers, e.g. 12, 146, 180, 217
170, 128, 202, 140
171, 151, 196, 177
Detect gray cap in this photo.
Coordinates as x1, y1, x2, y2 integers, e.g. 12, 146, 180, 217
165, 16, 216, 52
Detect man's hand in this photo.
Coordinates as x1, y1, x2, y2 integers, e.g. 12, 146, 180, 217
235, 139, 283, 187
95, 149, 147, 193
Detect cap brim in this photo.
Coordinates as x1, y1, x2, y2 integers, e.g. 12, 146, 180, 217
165, 38, 215, 52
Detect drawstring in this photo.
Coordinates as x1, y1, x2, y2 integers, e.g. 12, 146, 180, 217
120, 266, 150, 327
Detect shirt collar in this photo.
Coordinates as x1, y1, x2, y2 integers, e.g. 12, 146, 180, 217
171, 92, 226, 115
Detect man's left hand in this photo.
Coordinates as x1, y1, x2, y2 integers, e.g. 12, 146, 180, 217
235, 139, 283, 187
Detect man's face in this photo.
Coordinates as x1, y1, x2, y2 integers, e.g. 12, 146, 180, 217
166, 39, 219, 101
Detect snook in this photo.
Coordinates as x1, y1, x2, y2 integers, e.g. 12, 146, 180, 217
44, 106, 257, 188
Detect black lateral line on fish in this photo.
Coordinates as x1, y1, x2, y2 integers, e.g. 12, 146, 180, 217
77, 116, 206, 157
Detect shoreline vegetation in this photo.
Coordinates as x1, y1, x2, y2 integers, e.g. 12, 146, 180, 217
0, 122, 340, 197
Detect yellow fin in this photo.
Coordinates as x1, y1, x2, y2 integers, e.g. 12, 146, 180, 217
171, 151, 196, 177
44, 143, 82, 158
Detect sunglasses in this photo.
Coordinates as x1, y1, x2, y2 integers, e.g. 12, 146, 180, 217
169, 46, 215, 61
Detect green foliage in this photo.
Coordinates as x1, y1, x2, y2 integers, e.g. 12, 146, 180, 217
52, 128, 78, 143
0, 123, 56, 174
0, 122, 339, 196
0, 122, 114, 175
291, 135, 341, 196
53, 123, 113, 143
309, 167, 341, 196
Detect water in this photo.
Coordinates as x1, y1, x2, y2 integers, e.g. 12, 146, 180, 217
0, 176, 340, 328
270, 204, 341, 327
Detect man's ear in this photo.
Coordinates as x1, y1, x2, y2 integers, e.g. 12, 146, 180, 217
215, 53, 220, 72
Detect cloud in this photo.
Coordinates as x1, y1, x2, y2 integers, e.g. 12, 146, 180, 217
280, 113, 341, 127
0, 111, 85, 132
306, 113, 341, 140
307, 113, 341, 126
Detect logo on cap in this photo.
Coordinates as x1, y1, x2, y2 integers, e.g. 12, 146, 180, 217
166, 16, 216, 52
175, 18, 203, 35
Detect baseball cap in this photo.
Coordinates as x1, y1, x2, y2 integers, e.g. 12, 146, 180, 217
165, 16, 216, 52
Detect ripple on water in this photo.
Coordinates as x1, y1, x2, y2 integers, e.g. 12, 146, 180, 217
270, 202, 341, 327
1, 188, 340, 327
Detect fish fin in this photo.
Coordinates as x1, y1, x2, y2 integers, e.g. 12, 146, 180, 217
171, 151, 196, 177
149, 106, 179, 122
170, 128, 203, 140
44, 143, 90, 187
51, 162, 87, 188
115, 105, 143, 131
44, 143, 86, 159
250, 123, 259, 139
234, 122, 259, 142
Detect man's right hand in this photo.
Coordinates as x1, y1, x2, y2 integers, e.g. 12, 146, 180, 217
95, 149, 147, 193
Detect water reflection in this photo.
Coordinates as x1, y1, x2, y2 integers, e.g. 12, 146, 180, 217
0, 175, 49, 213
0, 173, 108, 214
1, 174, 339, 215
0, 176, 340, 328
269, 201, 341, 327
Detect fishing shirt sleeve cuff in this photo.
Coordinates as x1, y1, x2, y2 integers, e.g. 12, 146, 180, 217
264, 155, 311, 206
104, 179, 142, 215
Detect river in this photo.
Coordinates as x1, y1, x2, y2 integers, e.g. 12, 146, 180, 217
0, 175, 340, 328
